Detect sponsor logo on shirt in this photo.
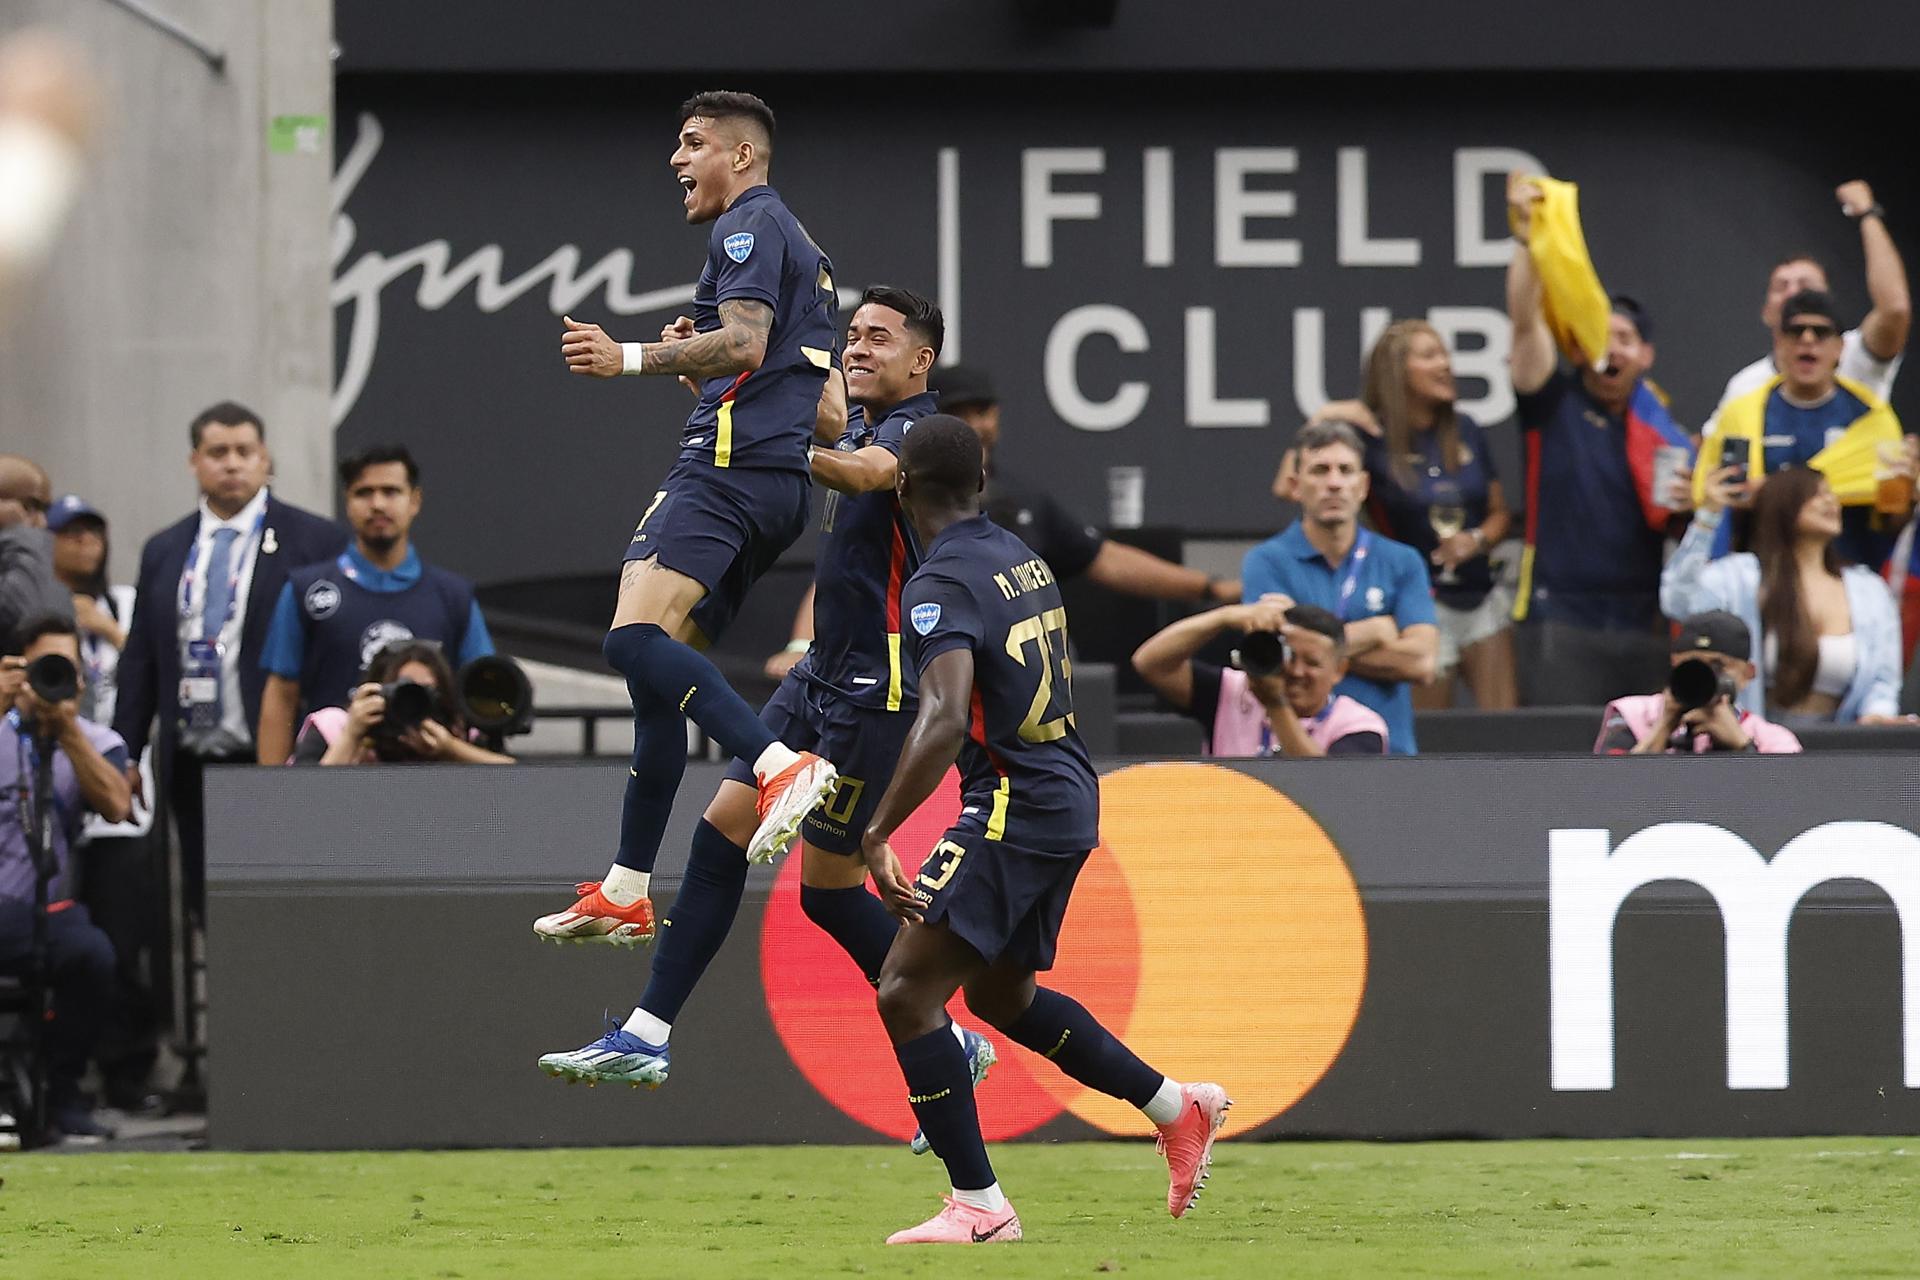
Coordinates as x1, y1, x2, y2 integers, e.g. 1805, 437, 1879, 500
910, 602, 942, 635
723, 232, 755, 263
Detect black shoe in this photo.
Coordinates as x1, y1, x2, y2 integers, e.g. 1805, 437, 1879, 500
51, 1103, 117, 1142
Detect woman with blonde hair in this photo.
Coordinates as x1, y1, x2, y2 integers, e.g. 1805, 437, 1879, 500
1308, 319, 1517, 709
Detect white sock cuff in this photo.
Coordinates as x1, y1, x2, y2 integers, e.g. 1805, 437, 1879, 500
752, 741, 801, 781
951, 1182, 1007, 1212
622, 1007, 672, 1046
602, 865, 651, 906
1142, 1076, 1186, 1126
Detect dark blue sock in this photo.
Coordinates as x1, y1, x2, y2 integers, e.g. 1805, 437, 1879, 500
604, 622, 776, 766
636, 820, 750, 1022
1004, 987, 1162, 1108
800, 884, 899, 985
894, 1023, 995, 1190
612, 682, 688, 874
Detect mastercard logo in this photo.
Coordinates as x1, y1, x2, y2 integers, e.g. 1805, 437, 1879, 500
760, 762, 1369, 1140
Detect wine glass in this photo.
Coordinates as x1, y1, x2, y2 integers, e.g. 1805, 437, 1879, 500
1428, 478, 1467, 587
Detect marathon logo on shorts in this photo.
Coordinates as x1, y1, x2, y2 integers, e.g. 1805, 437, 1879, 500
723, 232, 755, 263
911, 602, 942, 635
303, 579, 342, 620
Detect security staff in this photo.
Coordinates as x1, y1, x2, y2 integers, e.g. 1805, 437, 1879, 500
255, 444, 494, 764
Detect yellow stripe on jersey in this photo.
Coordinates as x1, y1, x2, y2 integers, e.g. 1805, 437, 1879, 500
885, 632, 903, 712
800, 345, 831, 370
715, 400, 734, 468
985, 776, 1010, 842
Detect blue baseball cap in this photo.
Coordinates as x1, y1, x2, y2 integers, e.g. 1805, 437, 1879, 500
46, 494, 105, 532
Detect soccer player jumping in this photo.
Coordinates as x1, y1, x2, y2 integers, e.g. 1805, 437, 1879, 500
542, 91, 838, 942
537, 289, 995, 1141
863, 416, 1230, 1244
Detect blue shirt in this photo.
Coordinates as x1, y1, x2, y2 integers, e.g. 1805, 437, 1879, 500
683, 186, 838, 474
1515, 370, 1667, 628
798, 390, 939, 711
261, 544, 494, 681
1240, 522, 1437, 755
1363, 412, 1499, 609
1759, 384, 1890, 568
903, 515, 1100, 852
1, 712, 128, 903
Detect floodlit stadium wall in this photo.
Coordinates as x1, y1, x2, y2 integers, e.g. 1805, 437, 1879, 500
208, 758, 1920, 1150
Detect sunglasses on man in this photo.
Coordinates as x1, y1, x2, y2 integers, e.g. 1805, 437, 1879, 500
1781, 321, 1839, 341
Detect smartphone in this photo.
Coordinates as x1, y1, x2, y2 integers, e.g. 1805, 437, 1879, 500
1718, 443, 1749, 487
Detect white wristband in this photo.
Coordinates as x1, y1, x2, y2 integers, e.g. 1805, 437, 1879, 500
621, 342, 647, 375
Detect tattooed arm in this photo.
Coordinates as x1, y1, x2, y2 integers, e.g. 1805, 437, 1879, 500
560, 298, 772, 381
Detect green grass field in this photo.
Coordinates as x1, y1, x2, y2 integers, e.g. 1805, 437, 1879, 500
3, 1139, 1916, 1277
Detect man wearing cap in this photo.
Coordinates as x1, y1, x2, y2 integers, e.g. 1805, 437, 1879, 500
1593, 611, 1801, 754
1507, 184, 1679, 707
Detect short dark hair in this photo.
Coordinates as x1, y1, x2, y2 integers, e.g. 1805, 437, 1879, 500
1284, 604, 1345, 653
1779, 288, 1840, 330
858, 285, 944, 358
10, 612, 77, 656
339, 443, 420, 490
679, 90, 775, 149
1772, 251, 1826, 277
189, 401, 264, 449
1294, 419, 1366, 463
899, 414, 984, 501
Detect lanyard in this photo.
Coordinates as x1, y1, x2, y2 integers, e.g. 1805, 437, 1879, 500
1333, 530, 1372, 622
178, 509, 268, 629
1260, 697, 1336, 756
8, 708, 70, 835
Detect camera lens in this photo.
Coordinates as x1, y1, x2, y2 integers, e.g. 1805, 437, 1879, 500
378, 679, 437, 735
458, 655, 534, 735
25, 652, 78, 704
1667, 658, 1721, 711
1235, 630, 1287, 678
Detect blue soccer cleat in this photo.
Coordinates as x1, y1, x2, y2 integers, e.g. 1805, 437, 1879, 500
538, 1020, 670, 1089
911, 1027, 997, 1155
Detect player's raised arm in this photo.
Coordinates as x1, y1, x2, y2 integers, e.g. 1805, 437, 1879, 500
562, 298, 773, 381
810, 443, 897, 495
862, 645, 974, 920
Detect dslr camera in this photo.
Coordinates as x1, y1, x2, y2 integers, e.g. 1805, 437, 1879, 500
1232, 628, 1289, 679
1668, 657, 1738, 712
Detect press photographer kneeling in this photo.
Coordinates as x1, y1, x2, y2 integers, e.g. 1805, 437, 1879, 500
289, 640, 521, 766
1132, 597, 1389, 756
1594, 611, 1802, 755
1, 615, 133, 1140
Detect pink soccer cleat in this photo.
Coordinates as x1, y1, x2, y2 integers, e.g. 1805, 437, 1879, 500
1156, 1082, 1231, 1218
885, 1196, 1023, 1245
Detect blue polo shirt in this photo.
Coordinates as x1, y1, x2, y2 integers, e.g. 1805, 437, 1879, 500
260, 544, 494, 682
1240, 522, 1436, 754
1759, 384, 1890, 568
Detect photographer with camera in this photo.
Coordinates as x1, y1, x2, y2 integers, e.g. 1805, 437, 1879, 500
1132, 596, 1390, 757
256, 445, 495, 765
1, 614, 133, 1139
289, 639, 514, 766
1594, 611, 1802, 754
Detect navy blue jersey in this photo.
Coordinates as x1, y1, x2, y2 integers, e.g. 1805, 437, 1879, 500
683, 186, 836, 474
798, 390, 939, 711
902, 515, 1100, 851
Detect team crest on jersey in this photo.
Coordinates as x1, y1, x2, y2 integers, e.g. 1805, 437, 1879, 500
303, 579, 341, 620
723, 232, 755, 263
359, 619, 416, 668
910, 603, 942, 635
1365, 586, 1386, 613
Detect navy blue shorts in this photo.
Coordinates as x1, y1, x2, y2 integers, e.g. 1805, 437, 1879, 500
623, 457, 811, 644
911, 826, 1090, 972
723, 670, 914, 855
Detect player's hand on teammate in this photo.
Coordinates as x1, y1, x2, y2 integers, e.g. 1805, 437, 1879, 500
862, 831, 923, 923
763, 647, 804, 681
561, 315, 623, 378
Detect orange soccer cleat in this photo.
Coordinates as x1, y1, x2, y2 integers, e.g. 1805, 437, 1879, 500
746, 751, 838, 864
1155, 1083, 1232, 1218
531, 881, 656, 946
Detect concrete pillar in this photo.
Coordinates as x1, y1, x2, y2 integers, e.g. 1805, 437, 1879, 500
0, 0, 333, 580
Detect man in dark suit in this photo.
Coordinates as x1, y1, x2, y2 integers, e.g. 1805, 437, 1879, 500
112, 402, 346, 922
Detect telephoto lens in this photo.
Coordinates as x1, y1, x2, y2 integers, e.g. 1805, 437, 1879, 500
457, 654, 534, 736
1667, 658, 1735, 711
1234, 630, 1288, 679
25, 652, 78, 704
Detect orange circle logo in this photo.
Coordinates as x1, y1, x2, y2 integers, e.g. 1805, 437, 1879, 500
760, 762, 1368, 1139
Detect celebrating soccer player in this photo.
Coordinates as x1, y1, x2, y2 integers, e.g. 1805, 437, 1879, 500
861, 416, 1229, 1244
540, 91, 838, 945
537, 290, 995, 1145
